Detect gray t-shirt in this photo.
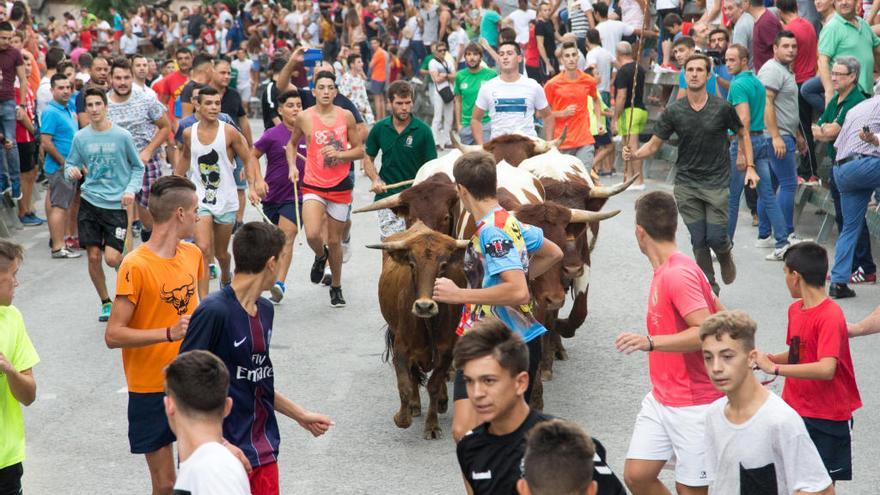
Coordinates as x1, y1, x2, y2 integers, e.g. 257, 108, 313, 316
420, 6, 439, 45
732, 13, 754, 64
758, 59, 799, 137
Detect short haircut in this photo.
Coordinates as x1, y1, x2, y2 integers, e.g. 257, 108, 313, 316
709, 28, 729, 42
277, 89, 301, 105
57, 61, 74, 75
594, 1, 609, 18
149, 175, 197, 223
464, 41, 483, 55
699, 310, 757, 351
78, 52, 93, 69
499, 27, 517, 43
728, 43, 749, 60
833, 55, 860, 76
776, 0, 798, 12
684, 53, 711, 71
783, 241, 828, 287
774, 30, 796, 46
615, 41, 632, 56
522, 420, 596, 495
672, 36, 696, 50
192, 53, 214, 70
110, 58, 132, 76
84, 87, 107, 105
165, 350, 230, 419
635, 191, 678, 242
663, 13, 682, 28
11, 31, 22, 42
561, 41, 578, 53
748, 0, 763, 6
46, 48, 66, 70
314, 70, 336, 85
232, 222, 286, 274
452, 318, 529, 375
0, 239, 23, 272
387, 80, 413, 102
196, 85, 220, 102
586, 28, 601, 46
346, 53, 361, 66
0, 21, 12, 32
453, 151, 497, 201
176, 47, 192, 57
498, 40, 521, 55
50, 72, 69, 88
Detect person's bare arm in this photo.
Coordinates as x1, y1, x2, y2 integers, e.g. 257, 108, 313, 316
105, 296, 190, 349
274, 391, 334, 436
463, 476, 475, 495
756, 354, 838, 381
181, 100, 194, 118
536, 32, 552, 72
623, 135, 665, 161
612, 87, 626, 129
434, 269, 531, 306
470, 106, 486, 144
454, 94, 463, 130
239, 114, 254, 146
528, 239, 563, 279
41, 134, 66, 166
615, 307, 713, 354
341, 113, 365, 161
16, 63, 27, 103
174, 128, 192, 176
699, 0, 721, 24
142, 115, 170, 163
764, 90, 786, 158
363, 154, 385, 192
277, 47, 305, 92
817, 54, 833, 104
794, 486, 834, 495
0, 357, 35, 406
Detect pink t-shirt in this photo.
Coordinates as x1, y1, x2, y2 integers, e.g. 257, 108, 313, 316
646, 252, 723, 407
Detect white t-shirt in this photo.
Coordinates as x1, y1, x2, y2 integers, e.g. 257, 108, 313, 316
506, 8, 536, 45
705, 392, 833, 495
448, 29, 470, 60
36, 76, 51, 117
132, 81, 159, 100
585, 45, 614, 92
231, 58, 253, 91
475, 75, 549, 139
596, 20, 634, 55
173, 442, 250, 495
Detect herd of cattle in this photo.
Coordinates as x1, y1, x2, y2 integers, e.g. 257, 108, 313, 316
353, 130, 635, 439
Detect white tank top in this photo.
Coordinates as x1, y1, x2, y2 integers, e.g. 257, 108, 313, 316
189, 121, 239, 216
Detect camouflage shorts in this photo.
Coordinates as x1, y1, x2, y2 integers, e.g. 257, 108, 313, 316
378, 208, 406, 240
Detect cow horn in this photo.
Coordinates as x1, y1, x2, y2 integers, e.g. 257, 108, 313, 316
568, 208, 621, 223
352, 193, 403, 214
365, 240, 408, 250
454, 239, 471, 249
534, 126, 568, 153
589, 174, 640, 198
450, 130, 483, 153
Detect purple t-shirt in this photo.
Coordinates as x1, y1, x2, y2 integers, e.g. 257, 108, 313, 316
752, 9, 782, 73
254, 123, 305, 204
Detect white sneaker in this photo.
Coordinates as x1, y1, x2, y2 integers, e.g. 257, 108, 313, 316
765, 244, 790, 261
755, 236, 775, 248
321, 267, 332, 286
788, 233, 812, 244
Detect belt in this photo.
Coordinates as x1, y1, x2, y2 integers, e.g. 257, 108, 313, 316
750, 131, 764, 136
835, 153, 880, 166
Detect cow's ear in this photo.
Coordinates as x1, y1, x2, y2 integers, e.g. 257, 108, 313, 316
391, 204, 409, 219
449, 246, 466, 265
386, 248, 410, 265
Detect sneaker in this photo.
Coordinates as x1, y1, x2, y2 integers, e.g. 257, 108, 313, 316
232, 220, 244, 235
19, 214, 42, 226
98, 302, 112, 322
342, 238, 352, 263
829, 282, 856, 299
51, 247, 82, 259
269, 281, 286, 303
209, 263, 219, 280
329, 286, 346, 307
716, 250, 736, 284
28, 213, 46, 224
788, 233, 812, 244
310, 245, 329, 284
755, 236, 775, 248
321, 267, 332, 286
9, 181, 21, 200
765, 244, 790, 261
851, 267, 877, 284
65, 236, 80, 251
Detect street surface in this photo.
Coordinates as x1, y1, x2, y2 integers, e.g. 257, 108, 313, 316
14, 121, 880, 493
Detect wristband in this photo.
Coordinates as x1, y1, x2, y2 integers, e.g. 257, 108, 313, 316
646, 335, 655, 352
166, 327, 172, 342
773, 365, 780, 376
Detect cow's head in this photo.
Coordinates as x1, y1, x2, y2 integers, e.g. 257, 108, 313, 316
353, 174, 459, 236
368, 221, 469, 318
450, 128, 567, 166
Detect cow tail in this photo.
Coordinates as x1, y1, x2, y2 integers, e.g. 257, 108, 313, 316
383, 326, 394, 364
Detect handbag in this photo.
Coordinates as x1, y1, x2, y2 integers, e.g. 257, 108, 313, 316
436, 59, 454, 103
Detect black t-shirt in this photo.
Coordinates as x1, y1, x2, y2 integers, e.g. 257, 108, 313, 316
364, 12, 378, 38
457, 410, 626, 495
612, 61, 646, 110
188, 14, 205, 39
261, 80, 281, 130
220, 88, 246, 119
654, 95, 743, 189
535, 20, 557, 64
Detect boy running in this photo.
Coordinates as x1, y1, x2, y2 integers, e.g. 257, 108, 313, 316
0, 240, 38, 495
700, 310, 833, 494
65, 88, 145, 322
180, 222, 334, 495
286, 70, 364, 308
755, 242, 861, 484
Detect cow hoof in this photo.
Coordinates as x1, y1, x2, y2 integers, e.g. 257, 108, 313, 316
410, 404, 422, 417
423, 425, 443, 440
438, 398, 449, 414
541, 369, 553, 382
394, 411, 412, 429
555, 348, 569, 361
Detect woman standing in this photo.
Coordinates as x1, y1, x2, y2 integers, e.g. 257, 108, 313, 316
428, 41, 455, 149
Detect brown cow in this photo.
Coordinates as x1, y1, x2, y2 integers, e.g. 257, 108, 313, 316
450, 129, 567, 166
369, 221, 469, 439
353, 174, 459, 236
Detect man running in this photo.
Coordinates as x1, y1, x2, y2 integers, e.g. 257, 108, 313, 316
363, 80, 437, 240
286, 70, 364, 308
105, 176, 208, 495
453, 42, 496, 145
252, 90, 306, 304
107, 58, 170, 243
175, 86, 264, 288
66, 88, 145, 322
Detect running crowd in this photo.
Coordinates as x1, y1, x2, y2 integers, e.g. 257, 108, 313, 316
3, 0, 880, 493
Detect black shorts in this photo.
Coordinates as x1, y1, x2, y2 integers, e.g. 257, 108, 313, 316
803, 417, 853, 480
17, 141, 35, 174
262, 200, 303, 226
128, 392, 176, 454
594, 132, 612, 147
78, 199, 128, 252
453, 336, 542, 403
0, 462, 22, 495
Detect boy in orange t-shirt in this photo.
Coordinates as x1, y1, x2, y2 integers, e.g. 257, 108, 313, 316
368, 38, 389, 120
106, 176, 208, 493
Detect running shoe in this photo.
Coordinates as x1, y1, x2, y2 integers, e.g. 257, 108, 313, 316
765, 244, 790, 261
51, 247, 82, 259
98, 302, 112, 322
829, 283, 856, 299
10, 180, 21, 200
851, 267, 877, 284
788, 233, 812, 244
269, 281, 286, 303
329, 286, 346, 307
19, 214, 43, 226
754, 236, 775, 248
65, 236, 80, 251
209, 263, 219, 280
310, 245, 329, 284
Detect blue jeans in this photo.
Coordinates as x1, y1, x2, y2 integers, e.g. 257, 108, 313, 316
729, 136, 789, 248
829, 173, 876, 275
410, 40, 426, 71
0, 100, 20, 187
800, 76, 825, 116
760, 135, 797, 238
831, 157, 880, 283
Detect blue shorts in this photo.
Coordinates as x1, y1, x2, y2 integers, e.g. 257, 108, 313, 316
262, 200, 302, 225
128, 392, 176, 454
233, 157, 246, 190
197, 208, 237, 224
803, 417, 852, 480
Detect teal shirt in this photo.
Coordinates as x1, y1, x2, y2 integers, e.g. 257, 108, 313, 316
480, 10, 501, 47
818, 13, 880, 95
727, 70, 766, 133
454, 68, 496, 125
817, 88, 866, 161
365, 117, 437, 200
64, 125, 145, 210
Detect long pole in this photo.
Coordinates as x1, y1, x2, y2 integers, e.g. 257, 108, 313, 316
623, 1, 651, 177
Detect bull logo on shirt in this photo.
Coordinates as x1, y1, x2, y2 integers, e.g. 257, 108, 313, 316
160, 275, 196, 315
197, 149, 221, 204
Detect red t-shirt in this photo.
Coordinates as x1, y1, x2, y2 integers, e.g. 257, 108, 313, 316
646, 252, 723, 407
525, 23, 539, 68
154, 71, 189, 121
80, 30, 92, 51
14, 84, 34, 143
785, 16, 818, 84
781, 298, 861, 421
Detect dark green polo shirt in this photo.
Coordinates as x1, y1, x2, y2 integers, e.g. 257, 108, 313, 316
365, 116, 438, 200
817, 88, 866, 161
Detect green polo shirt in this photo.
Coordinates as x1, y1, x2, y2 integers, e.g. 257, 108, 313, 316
366, 116, 438, 200
455, 68, 496, 126
818, 13, 880, 96
727, 70, 766, 133
817, 88, 866, 161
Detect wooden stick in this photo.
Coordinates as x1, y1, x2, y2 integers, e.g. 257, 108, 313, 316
623, 6, 651, 173
381, 179, 415, 191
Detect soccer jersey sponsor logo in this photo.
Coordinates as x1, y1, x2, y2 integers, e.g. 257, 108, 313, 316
236, 353, 274, 382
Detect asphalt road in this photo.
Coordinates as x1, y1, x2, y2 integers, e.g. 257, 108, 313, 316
14, 124, 880, 494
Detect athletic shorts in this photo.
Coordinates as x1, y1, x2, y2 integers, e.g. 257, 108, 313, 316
803, 417, 853, 481
626, 393, 711, 487
262, 200, 302, 225
368, 80, 386, 95
237, 86, 252, 107
0, 462, 22, 495
303, 193, 351, 223
197, 208, 237, 225
233, 156, 247, 190
78, 199, 128, 252
17, 140, 35, 173
249, 462, 280, 495
454, 337, 542, 403
594, 132, 612, 147
617, 107, 648, 137
128, 392, 176, 454
137, 155, 163, 209
48, 170, 78, 209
